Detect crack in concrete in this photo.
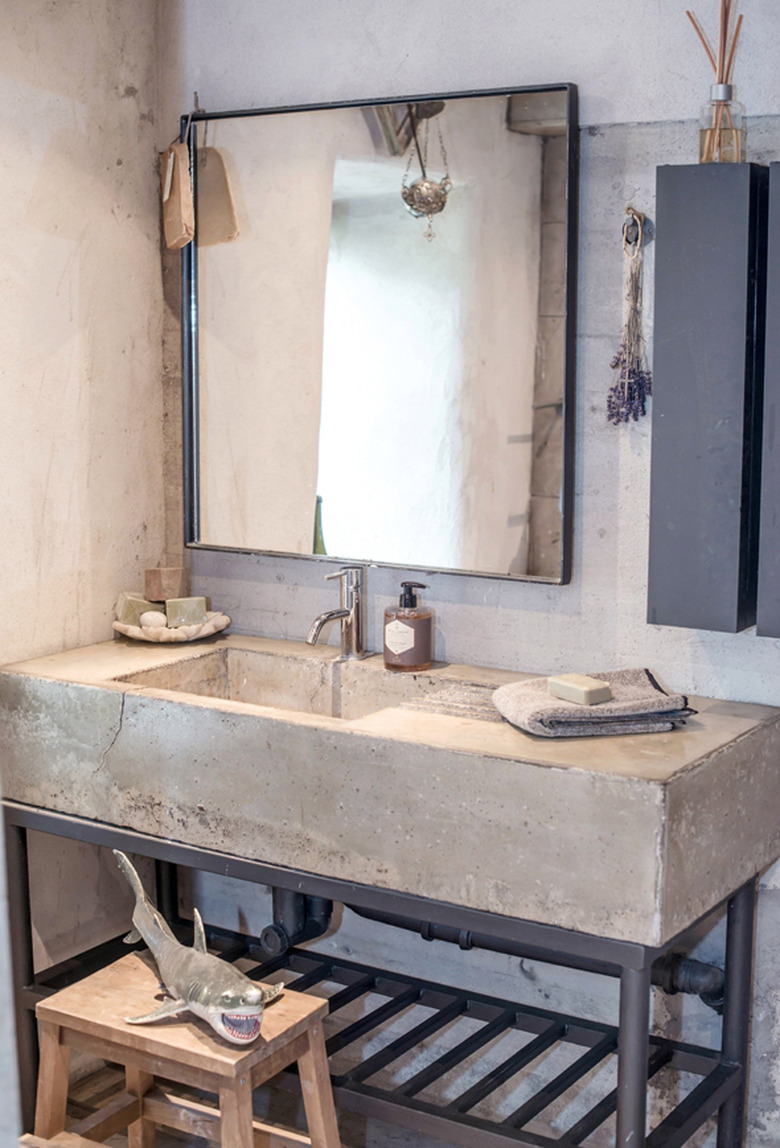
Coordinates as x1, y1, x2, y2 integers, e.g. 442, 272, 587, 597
94, 693, 125, 774
309, 659, 331, 716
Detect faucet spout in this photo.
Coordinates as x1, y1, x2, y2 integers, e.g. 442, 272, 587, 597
305, 567, 366, 660
306, 608, 350, 646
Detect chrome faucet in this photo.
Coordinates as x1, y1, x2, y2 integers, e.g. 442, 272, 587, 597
306, 566, 366, 660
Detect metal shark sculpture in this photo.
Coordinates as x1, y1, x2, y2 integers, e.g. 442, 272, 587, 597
114, 849, 283, 1044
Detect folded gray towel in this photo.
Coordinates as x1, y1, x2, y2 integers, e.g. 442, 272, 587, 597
493, 668, 695, 738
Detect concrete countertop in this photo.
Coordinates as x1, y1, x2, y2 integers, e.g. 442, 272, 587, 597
1, 634, 779, 946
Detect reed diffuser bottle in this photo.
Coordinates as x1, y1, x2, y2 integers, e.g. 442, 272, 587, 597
688, 0, 745, 164
700, 83, 745, 163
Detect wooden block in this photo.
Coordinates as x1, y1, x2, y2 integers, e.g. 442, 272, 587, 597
165, 596, 208, 627
145, 566, 190, 601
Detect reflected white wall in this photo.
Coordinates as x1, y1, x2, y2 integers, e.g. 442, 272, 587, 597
318, 178, 466, 569
318, 97, 542, 575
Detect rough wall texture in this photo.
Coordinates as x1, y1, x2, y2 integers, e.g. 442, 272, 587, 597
0, 0, 166, 669
0, 0, 166, 1135
155, 4, 780, 1145
3, 0, 780, 1143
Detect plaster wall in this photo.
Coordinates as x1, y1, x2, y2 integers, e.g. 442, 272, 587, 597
1, 1, 779, 1144
0, 0, 168, 668
0, 1, 169, 1137
154, 3, 780, 1145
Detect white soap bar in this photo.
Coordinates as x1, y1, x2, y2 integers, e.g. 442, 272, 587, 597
547, 673, 612, 705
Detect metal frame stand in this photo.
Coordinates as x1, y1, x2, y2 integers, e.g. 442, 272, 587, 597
4, 801, 757, 1146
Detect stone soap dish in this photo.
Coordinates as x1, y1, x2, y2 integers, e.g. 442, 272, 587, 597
112, 611, 231, 644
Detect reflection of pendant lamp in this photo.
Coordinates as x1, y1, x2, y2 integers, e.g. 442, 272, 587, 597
401, 103, 452, 241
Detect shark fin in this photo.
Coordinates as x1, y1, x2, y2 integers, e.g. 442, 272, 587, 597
123, 928, 142, 944
126, 999, 187, 1025
192, 907, 207, 954
261, 981, 284, 1004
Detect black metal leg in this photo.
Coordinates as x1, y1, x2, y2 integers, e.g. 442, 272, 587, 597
4, 822, 37, 1131
716, 878, 758, 1148
155, 857, 180, 923
617, 962, 652, 1146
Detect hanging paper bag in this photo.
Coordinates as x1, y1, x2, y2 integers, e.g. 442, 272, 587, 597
160, 142, 194, 250
196, 147, 239, 246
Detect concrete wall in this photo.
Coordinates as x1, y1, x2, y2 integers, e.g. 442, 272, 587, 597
157, 3, 780, 1145
159, 0, 780, 705
1, 0, 168, 667
2, 0, 780, 1143
0, 0, 168, 1137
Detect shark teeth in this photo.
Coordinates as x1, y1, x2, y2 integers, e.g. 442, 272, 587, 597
223, 1012, 262, 1041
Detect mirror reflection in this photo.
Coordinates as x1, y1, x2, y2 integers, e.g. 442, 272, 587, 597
186, 86, 577, 581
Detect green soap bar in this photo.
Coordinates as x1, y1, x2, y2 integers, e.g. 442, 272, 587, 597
547, 673, 612, 705
166, 596, 208, 627
116, 591, 161, 627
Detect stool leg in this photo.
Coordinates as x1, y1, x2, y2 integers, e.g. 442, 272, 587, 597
219, 1074, 254, 1147
33, 1020, 70, 1138
126, 1066, 156, 1147
298, 1023, 340, 1148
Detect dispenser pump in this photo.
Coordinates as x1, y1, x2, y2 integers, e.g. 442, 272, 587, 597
399, 581, 427, 608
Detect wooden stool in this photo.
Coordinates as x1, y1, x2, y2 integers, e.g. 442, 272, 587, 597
32, 951, 340, 1147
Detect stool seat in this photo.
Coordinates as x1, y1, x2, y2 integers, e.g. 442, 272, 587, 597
32, 951, 340, 1147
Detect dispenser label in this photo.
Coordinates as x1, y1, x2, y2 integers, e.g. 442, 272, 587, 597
385, 619, 415, 655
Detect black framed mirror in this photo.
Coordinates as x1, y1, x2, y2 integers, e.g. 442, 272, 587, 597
182, 84, 577, 582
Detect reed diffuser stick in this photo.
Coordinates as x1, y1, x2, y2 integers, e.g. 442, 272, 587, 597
686, 11, 717, 72
724, 14, 743, 83
688, 0, 744, 163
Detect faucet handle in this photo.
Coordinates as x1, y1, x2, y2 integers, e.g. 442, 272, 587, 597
324, 566, 363, 583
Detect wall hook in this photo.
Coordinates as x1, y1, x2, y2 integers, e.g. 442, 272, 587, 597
623, 205, 654, 252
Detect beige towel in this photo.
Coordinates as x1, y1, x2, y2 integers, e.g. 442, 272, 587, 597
493, 668, 694, 738
196, 148, 239, 246
160, 142, 194, 250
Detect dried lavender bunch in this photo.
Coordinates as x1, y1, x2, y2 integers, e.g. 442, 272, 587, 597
608, 207, 652, 425
607, 346, 652, 424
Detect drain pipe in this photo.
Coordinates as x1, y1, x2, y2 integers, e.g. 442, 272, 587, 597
347, 905, 621, 978
651, 952, 724, 1013
347, 905, 724, 1011
260, 889, 333, 958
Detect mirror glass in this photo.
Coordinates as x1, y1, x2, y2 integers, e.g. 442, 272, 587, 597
184, 85, 577, 581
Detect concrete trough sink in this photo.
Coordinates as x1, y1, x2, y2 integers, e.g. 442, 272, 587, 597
1, 633, 779, 946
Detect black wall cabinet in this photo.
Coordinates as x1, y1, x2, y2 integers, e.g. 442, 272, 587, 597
648, 163, 768, 632
757, 163, 780, 637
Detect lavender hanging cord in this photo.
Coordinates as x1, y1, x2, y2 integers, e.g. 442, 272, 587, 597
607, 206, 653, 424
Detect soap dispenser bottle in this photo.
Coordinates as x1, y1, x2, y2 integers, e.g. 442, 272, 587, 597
383, 582, 433, 672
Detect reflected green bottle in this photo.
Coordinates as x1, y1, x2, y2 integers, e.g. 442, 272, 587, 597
313, 495, 327, 555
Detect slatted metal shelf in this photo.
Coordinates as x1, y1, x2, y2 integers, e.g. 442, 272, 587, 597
244, 948, 738, 1148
